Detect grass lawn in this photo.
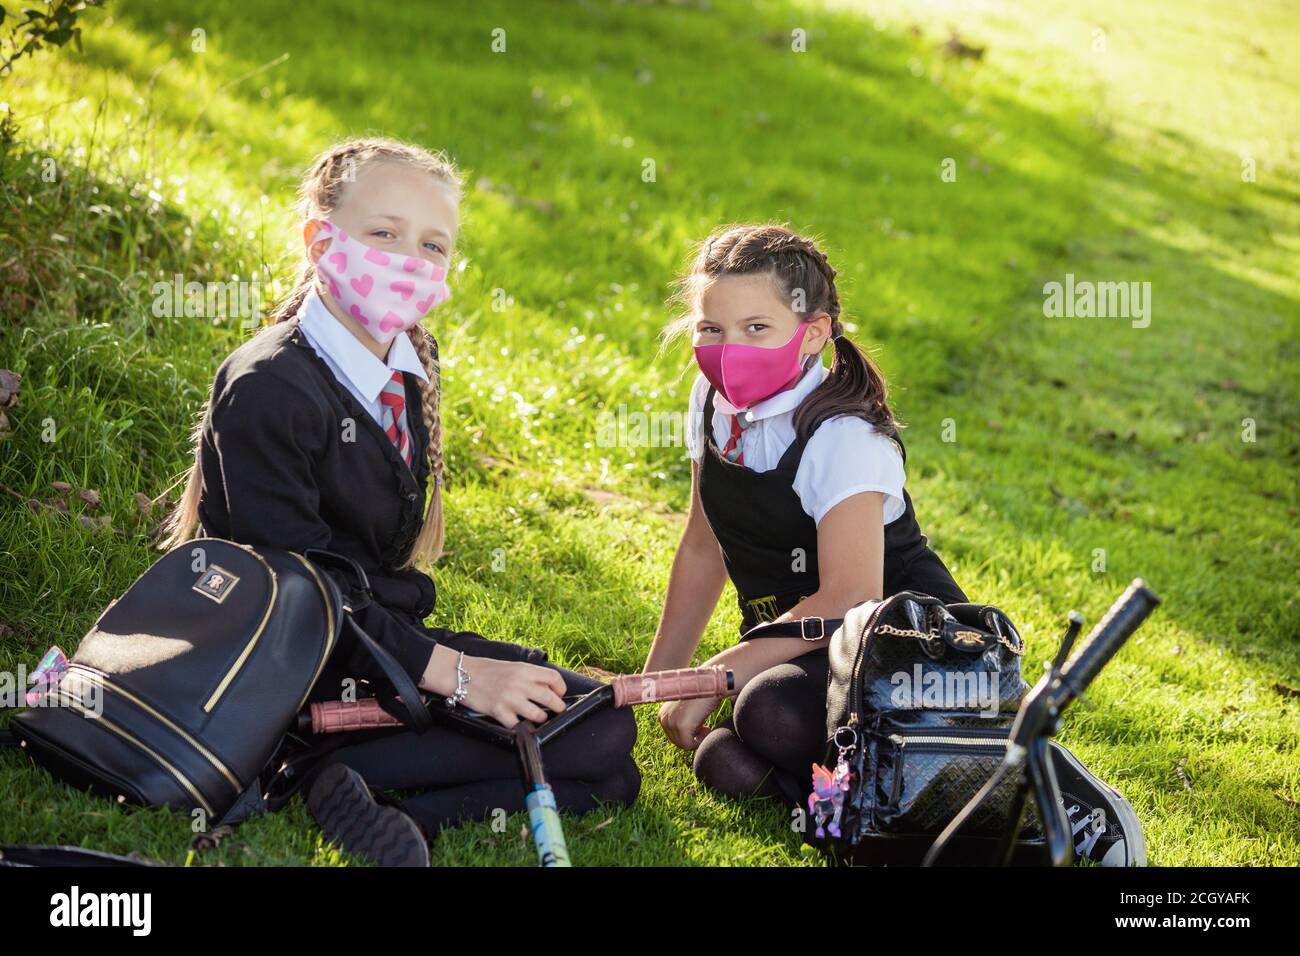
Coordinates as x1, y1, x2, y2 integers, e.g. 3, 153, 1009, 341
0, 0, 1296, 866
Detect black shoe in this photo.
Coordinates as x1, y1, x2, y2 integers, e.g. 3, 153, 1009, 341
306, 763, 430, 867
1049, 741, 1146, 866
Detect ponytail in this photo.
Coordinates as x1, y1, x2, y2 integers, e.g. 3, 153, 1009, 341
157, 268, 319, 552
793, 321, 896, 443
270, 264, 315, 325
400, 323, 446, 567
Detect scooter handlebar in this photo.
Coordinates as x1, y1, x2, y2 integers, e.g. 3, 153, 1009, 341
305, 666, 735, 735
1057, 578, 1161, 698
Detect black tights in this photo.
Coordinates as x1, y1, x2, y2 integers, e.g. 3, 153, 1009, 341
304, 638, 640, 836
692, 648, 829, 808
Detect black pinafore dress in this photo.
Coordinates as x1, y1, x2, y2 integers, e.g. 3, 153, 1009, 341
696, 386, 967, 633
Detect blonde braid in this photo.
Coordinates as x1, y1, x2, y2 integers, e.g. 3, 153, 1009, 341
402, 323, 445, 566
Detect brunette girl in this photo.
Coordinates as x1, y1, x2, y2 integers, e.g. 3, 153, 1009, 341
641, 225, 1141, 865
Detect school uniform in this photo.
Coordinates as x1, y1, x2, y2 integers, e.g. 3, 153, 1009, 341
686, 358, 967, 632
194, 290, 639, 831
687, 359, 967, 808
197, 291, 547, 686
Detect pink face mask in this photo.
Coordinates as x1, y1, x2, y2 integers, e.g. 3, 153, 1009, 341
308, 219, 451, 345
693, 321, 812, 410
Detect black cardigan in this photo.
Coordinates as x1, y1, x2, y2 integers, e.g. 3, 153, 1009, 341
195, 318, 448, 684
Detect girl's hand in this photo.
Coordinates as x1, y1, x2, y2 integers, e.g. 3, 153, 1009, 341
461, 656, 568, 729
657, 695, 722, 751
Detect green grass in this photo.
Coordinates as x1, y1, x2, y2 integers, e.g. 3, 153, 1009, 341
1, 0, 1296, 866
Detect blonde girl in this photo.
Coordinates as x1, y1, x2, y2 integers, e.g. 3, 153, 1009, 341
162, 138, 638, 866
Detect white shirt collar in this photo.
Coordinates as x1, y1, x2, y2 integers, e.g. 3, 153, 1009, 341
297, 289, 429, 403
713, 357, 828, 423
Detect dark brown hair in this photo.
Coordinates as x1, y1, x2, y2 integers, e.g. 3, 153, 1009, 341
664, 223, 897, 441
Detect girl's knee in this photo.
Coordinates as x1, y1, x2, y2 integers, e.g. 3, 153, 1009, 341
691, 725, 784, 800
691, 724, 738, 778
598, 703, 638, 757
732, 675, 785, 744
593, 755, 641, 807
733, 666, 824, 756
567, 703, 637, 776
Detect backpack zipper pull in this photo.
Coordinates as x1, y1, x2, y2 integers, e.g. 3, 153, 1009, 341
833, 725, 858, 759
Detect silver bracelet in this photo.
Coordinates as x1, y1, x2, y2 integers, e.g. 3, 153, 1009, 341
445, 651, 470, 709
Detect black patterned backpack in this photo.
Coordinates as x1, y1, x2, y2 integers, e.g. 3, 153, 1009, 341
797, 592, 1046, 864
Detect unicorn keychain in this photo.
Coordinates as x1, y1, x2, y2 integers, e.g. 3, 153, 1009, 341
808, 728, 855, 839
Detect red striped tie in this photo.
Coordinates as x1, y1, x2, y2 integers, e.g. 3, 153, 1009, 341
721, 414, 746, 465
378, 370, 412, 465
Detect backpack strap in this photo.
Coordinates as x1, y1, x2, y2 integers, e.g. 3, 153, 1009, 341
884, 424, 907, 465
303, 548, 432, 734
739, 616, 844, 642
304, 548, 373, 610
343, 616, 433, 734
774, 428, 812, 472
0, 845, 157, 867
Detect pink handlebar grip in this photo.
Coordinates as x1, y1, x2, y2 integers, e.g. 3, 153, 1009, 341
610, 666, 732, 708
310, 697, 404, 734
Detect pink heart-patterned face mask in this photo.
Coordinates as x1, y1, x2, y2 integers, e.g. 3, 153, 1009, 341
308, 219, 451, 345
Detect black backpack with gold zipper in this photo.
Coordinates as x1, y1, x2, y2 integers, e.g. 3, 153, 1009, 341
7, 537, 430, 827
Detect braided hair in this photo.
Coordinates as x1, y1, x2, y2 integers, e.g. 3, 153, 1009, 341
665, 224, 896, 442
